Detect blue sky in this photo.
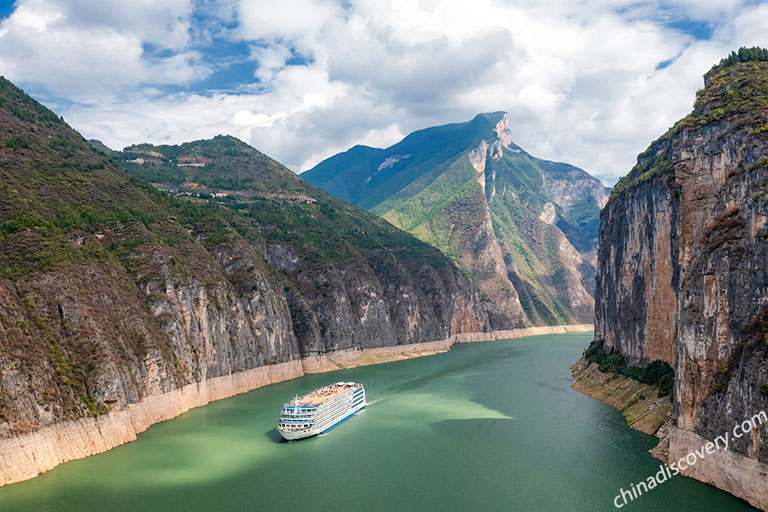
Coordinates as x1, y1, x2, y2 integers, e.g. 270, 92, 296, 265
1, 0, 767, 184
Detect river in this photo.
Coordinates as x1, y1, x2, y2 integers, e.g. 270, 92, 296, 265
0, 332, 756, 511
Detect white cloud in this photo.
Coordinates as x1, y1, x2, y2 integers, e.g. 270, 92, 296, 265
236, 0, 340, 40
0, 0, 207, 97
250, 44, 294, 83
1, 0, 768, 184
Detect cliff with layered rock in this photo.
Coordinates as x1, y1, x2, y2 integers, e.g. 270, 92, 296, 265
303, 113, 608, 328
0, 77, 492, 484
588, 48, 768, 510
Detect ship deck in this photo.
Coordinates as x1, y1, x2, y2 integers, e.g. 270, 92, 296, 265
286, 382, 360, 407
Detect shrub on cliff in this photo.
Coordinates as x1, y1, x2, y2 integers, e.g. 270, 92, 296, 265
584, 339, 675, 397
719, 47, 768, 67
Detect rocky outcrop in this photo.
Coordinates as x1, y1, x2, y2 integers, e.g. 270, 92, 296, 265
571, 358, 671, 436
0, 360, 305, 486
589, 56, 768, 510
667, 428, 768, 511
0, 228, 491, 480
594, 177, 679, 365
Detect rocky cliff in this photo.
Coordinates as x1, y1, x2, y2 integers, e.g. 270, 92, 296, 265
0, 78, 491, 483
591, 49, 768, 510
304, 112, 608, 328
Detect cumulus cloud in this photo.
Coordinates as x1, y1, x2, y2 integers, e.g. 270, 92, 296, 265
1, 0, 768, 184
0, 0, 209, 97
236, 0, 341, 41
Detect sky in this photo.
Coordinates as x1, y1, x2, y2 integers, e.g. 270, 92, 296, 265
1, 1, 767, 185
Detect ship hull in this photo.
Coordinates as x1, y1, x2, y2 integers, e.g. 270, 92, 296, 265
278, 403, 366, 441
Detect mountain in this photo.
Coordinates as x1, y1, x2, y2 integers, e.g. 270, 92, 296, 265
0, 77, 490, 483
588, 48, 768, 510
303, 112, 608, 328
104, 134, 492, 354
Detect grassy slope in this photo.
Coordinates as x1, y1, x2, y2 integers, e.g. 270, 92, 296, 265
107, 136, 456, 270
116, 136, 304, 193
372, 142, 581, 324
533, 158, 604, 253
486, 152, 571, 324
0, 77, 206, 281
302, 112, 513, 208
0, 77, 241, 422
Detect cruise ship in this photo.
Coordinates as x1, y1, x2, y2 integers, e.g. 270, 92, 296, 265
277, 382, 366, 441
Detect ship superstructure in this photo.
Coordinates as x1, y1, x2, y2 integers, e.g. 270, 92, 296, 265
277, 382, 366, 441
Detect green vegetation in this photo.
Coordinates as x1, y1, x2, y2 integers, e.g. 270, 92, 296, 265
21, 297, 109, 418
308, 111, 603, 326
0, 75, 474, 430
484, 153, 575, 325
710, 309, 768, 395
734, 307, 768, 360
112, 135, 302, 192
746, 156, 768, 172
719, 47, 768, 66
245, 196, 447, 267
371, 146, 580, 325
303, 112, 511, 208
712, 365, 729, 392
610, 141, 675, 197
584, 339, 675, 397
106, 135, 454, 272
611, 48, 768, 199
680, 56, 768, 134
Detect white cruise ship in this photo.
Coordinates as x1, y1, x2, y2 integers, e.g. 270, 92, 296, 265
277, 382, 366, 441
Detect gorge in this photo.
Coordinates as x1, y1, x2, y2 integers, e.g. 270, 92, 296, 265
2, 37, 768, 512
0, 77, 499, 485
580, 49, 768, 511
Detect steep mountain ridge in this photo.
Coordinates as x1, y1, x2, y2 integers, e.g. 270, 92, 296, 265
304, 113, 607, 328
0, 77, 491, 480
304, 112, 512, 208
591, 49, 768, 510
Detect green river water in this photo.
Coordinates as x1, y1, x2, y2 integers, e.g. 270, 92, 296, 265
0, 333, 756, 511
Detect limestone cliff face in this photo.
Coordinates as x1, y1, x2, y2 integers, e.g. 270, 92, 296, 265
595, 175, 679, 365
0, 236, 486, 434
0, 76, 492, 481
593, 56, 768, 510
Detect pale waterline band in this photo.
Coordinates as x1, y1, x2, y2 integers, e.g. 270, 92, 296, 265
613, 409, 768, 508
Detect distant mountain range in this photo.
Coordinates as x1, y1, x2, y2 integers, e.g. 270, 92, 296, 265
303, 112, 608, 327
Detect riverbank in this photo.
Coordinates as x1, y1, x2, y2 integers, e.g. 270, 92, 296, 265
570, 358, 671, 437
302, 324, 593, 373
572, 358, 768, 511
0, 324, 592, 487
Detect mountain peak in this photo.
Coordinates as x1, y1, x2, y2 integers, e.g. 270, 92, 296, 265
0, 76, 64, 128
464, 112, 513, 153
492, 112, 512, 148
690, 48, 768, 130
305, 112, 606, 327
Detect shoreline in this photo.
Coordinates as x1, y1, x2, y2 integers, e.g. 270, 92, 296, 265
571, 357, 768, 512
570, 358, 671, 437
0, 324, 592, 487
302, 324, 593, 373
